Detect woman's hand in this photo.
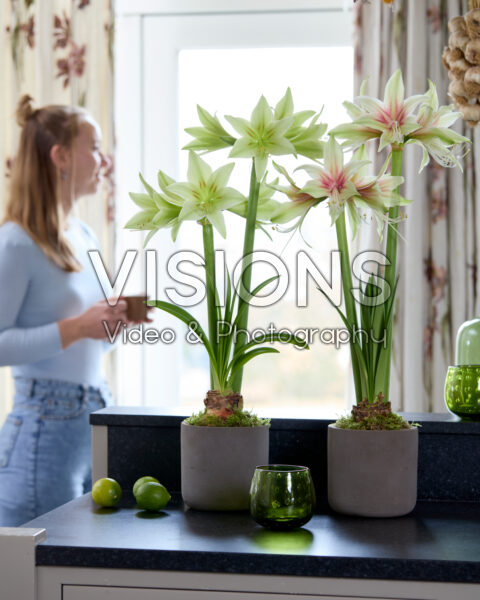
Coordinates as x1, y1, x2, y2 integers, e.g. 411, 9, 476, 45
58, 298, 128, 349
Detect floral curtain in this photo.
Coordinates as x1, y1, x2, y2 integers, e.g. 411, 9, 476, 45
0, 0, 115, 425
354, 0, 480, 412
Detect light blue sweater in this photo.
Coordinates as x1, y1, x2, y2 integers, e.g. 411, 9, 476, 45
0, 218, 110, 388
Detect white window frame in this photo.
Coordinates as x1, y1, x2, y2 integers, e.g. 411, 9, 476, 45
114, 0, 353, 408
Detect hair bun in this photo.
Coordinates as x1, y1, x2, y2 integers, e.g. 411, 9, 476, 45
16, 94, 35, 127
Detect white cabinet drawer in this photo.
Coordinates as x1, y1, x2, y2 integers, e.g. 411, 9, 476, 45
62, 585, 402, 600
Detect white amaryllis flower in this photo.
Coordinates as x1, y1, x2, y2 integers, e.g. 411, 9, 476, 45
127, 153, 246, 242
167, 152, 245, 239
226, 95, 295, 180
183, 105, 236, 152
230, 177, 282, 224
125, 173, 181, 245
274, 88, 327, 159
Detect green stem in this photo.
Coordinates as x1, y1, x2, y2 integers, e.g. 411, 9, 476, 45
382, 146, 403, 403
202, 222, 217, 390
231, 160, 260, 393
335, 212, 362, 404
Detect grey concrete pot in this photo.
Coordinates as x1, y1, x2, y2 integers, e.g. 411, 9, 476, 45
181, 421, 269, 511
327, 424, 418, 517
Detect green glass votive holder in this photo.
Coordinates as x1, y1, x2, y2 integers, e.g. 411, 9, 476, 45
249, 465, 315, 530
445, 365, 480, 421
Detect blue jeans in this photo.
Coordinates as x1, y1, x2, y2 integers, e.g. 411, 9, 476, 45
0, 377, 110, 526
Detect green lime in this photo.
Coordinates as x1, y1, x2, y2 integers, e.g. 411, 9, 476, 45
133, 475, 159, 498
92, 477, 122, 507
136, 481, 171, 512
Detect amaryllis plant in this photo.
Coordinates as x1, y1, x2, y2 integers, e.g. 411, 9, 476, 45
271, 70, 469, 416
126, 74, 468, 425
125, 90, 318, 424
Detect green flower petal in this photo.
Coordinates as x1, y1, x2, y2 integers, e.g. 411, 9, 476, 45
228, 201, 248, 218
157, 169, 176, 192
274, 88, 294, 120
167, 182, 197, 205
210, 162, 234, 189
272, 161, 296, 187
346, 199, 360, 239
324, 136, 344, 175
301, 181, 330, 199
343, 159, 371, 180
270, 116, 294, 138
290, 109, 317, 129
384, 69, 405, 116
401, 118, 422, 137
354, 96, 384, 117
271, 199, 317, 224
224, 115, 251, 136
187, 151, 212, 185
215, 190, 245, 211
143, 229, 159, 247
299, 163, 323, 179
197, 105, 232, 138
254, 156, 268, 181
207, 209, 227, 238
436, 108, 461, 129
378, 130, 398, 152
139, 172, 157, 198
268, 134, 296, 156
183, 105, 236, 151
171, 219, 181, 242
331, 122, 379, 146
229, 136, 255, 158
251, 95, 273, 129
424, 80, 439, 112
129, 193, 156, 210
183, 131, 233, 152
124, 209, 157, 230
152, 209, 180, 228
256, 198, 282, 220
328, 191, 345, 225
179, 200, 204, 222
343, 100, 364, 120
403, 93, 428, 114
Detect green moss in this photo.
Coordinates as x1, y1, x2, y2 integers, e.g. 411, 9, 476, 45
185, 410, 270, 427
334, 413, 418, 431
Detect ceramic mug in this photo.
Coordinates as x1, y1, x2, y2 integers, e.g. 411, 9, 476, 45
122, 295, 149, 322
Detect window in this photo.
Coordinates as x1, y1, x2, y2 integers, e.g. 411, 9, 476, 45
115, 1, 354, 417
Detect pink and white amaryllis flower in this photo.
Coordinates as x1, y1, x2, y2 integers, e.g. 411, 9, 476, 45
404, 80, 470, 172
298, 136, 370, 225
271, 141, 406, 239
269, 162, 319, 226
331, 70, 426, 151
347, 147, 407, 238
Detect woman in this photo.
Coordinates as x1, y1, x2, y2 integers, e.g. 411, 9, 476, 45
0, 95, 128, 526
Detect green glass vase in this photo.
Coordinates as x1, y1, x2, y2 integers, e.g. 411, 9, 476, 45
445, 318, 480, 420
445, 365, 480, 421
249, 465, 315, 530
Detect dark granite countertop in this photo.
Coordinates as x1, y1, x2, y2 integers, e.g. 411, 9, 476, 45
24, 494, 480, 583
90, 406, 480, 434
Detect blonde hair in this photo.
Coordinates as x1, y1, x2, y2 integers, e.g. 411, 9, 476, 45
4, 95, 88, 272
